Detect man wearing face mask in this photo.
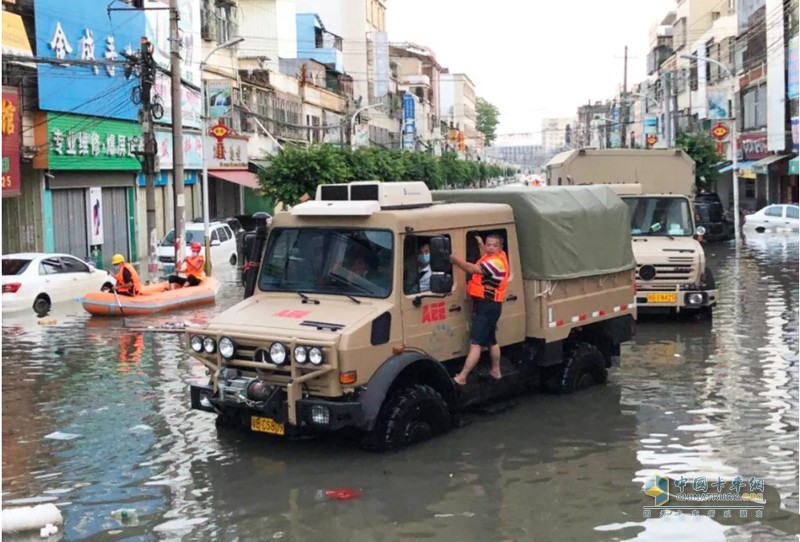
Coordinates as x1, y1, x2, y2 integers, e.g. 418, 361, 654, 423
417, 243, 432, 291
111, 254, 141, 297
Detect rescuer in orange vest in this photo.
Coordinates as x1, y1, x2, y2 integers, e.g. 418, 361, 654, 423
168, 242, 205, 289
112, 253, 142, 297
449, 234, 510, 386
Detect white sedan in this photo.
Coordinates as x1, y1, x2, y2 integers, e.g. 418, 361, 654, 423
744, 204, 800, 232
2, 253, 116, 315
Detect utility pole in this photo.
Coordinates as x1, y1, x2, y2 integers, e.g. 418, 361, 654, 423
136, 37, 158, 282
663, 71, 672, 147
170, 0, 186, 268
621, 45, 628, 148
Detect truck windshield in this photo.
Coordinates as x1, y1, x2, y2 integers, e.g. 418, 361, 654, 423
625, 197, 693, 237
258, 227, 394, 298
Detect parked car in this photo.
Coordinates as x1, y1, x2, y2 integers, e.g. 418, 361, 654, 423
694, 193, 734, 242
2, 253, 116, 315
192, 216, 244, 235
744, 204, 800, 232
157, 221, 238, 274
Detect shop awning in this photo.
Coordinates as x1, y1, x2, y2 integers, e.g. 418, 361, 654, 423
208, 169, 260, 189
2, 10, 35, 68
719, 160, 756, 175
753, 154, 791, 173
790, 157, 799, 176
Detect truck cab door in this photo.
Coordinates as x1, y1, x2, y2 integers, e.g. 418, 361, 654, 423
399, 232, 469, 361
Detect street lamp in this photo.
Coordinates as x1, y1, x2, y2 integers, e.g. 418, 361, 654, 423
681, 53, 740, 246
349, 103, 384, 149
200, 36, 245, 275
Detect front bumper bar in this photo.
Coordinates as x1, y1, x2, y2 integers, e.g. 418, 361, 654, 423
190, 383, 363, 434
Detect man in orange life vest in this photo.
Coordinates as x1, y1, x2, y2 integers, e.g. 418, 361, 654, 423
168, 242, 205, 289
112, 253, 142, 297
450, 234, 510, 386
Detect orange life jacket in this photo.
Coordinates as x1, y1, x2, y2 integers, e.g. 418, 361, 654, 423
116, 262, 141, 296
467, 251, 510, 302
184, 254, 205, 280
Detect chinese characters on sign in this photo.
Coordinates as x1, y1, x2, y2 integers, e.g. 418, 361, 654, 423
35, 0, 143, 120
643, 472, 766, 519
2, 89, 21, 198
36, 113, 143, 171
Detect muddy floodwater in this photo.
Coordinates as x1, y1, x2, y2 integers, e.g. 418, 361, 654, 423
3, 234, 799, 541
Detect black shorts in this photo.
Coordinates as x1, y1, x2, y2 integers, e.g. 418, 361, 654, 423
469, 299, 502, 347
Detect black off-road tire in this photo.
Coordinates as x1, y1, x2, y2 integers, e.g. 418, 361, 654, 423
360, 384, 452, 452
559, 343, 607, 393
33, 295, 51, 316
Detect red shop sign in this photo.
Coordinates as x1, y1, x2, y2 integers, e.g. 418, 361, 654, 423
2, 88, 21, 198
738, 132, 769, 161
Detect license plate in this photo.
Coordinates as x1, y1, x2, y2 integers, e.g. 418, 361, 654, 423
647, 293, 677, 303
163, 264, 175, 275
251, 416, 285, 436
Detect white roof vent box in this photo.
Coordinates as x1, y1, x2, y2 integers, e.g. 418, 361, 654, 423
316, 181, 433, 209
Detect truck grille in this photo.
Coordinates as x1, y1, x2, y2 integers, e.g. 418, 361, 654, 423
636, 258, 695, 285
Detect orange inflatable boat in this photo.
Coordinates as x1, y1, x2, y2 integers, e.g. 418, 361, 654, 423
79, 277, 220, 316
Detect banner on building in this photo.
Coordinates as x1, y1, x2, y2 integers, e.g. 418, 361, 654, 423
3, 10, 34, 60
203, 135, 248, 169
87, 187, 104, 245
402, 92, 416, 150
372, 31, 389, 98
2, 89, 21, 198
353, 124, 369, 149
644, 115, 658, 135
737, 0, 766, 33
154, 130, 203, 170
708, 90, 729, 119
792, 117, 799, 153
34, 113, 143, 170
207, 80, 234, 121
146, 0, 201, 128
737, 132, 769, 161
34, 0, 144, 121
788, 36, 799, 99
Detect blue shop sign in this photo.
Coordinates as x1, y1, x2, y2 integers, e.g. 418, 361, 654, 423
137, 170, 198, 187
34, 0, 144, 121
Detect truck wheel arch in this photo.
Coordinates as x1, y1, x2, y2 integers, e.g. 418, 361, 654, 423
358, 352, 457, 431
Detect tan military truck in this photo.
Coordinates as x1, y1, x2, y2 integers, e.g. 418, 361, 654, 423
546, 148, 717, 318
185, 181, 637, 451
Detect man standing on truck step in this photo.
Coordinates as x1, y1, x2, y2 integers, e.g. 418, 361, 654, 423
450, 234, 509, 386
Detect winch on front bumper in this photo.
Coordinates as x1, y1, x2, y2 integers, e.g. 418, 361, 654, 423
190, 374, 362, 435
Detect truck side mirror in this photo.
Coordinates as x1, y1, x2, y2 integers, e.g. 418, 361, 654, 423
429, 235, 452, 273
430, 273, 453, 294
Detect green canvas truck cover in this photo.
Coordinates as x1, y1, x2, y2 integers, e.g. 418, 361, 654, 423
432, 185, 636, 281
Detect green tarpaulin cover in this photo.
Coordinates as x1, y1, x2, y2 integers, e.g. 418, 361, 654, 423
432, 185, 636, 281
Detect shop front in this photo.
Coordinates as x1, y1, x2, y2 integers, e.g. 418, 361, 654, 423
33, 113, 141, 269
204, 133, 259, 219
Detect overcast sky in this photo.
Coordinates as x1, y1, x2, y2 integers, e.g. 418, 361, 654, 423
387, 0, 675, 138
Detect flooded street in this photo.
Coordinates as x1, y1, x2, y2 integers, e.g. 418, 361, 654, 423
2, 235, 799, 542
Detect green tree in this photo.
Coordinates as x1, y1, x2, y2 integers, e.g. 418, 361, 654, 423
403, 150, 442, 189
676, 131, 722, 190
257, 144, 351, 207
476, 97, 500, 147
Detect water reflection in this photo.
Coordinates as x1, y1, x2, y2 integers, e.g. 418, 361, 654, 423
2, 243, 797, 540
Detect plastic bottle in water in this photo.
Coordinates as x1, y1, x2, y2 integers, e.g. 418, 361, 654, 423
110, 509, 138, 523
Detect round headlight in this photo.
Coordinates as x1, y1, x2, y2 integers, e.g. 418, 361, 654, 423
309, 347, 323, 366
294, 345, 308, 364
219, 337, 235, 359
203, 337, 216, 354
190, 335, 203, 352
270, 342, 287, 365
